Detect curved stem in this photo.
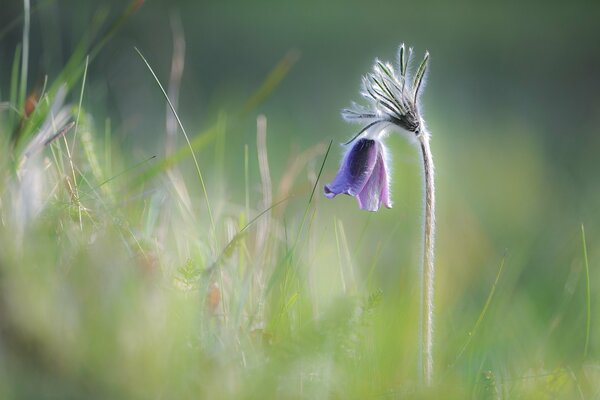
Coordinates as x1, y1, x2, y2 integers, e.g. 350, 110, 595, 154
418, 129, 435, 385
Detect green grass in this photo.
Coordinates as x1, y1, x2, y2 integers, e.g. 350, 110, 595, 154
0, 2, 598, 399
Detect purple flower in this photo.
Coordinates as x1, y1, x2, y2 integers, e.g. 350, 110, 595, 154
324, 138, 391, 212
325, 44, 430, 212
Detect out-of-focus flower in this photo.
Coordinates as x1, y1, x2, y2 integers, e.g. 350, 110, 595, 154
324, 138, 391, 211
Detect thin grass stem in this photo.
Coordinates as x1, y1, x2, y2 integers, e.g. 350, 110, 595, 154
134, 47, 217, 245
71, 55, 89, 154
581, 224, 591, 359
452, 257, 505, 366
18, 0, 30, 110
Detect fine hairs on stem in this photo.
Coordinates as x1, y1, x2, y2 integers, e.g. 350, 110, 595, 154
325, 44, 436, 384
418, 127, 435, 385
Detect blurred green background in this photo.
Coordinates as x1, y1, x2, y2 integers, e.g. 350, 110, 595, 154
1, 0, 599, 398
3, 1, 597, 238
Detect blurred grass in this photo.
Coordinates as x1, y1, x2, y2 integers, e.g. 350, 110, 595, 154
0, 1, 599, 399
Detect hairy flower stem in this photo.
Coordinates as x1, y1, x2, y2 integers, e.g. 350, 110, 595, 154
418, 128, 435, 385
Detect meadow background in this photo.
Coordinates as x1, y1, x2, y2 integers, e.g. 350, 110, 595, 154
0, 0, 599, 398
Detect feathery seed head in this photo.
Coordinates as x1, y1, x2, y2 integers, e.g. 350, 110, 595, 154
342, 44, 429, 143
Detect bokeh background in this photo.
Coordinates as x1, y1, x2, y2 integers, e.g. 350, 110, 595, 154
1, 0, 599, 398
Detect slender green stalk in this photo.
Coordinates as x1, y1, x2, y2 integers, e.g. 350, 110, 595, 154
18, 0, 30, 110
418, 128, 436, 385
134, 47, 216, 244
452, 257, 505, 365
581, 224, 590, 359
9, 44, 22, 132
71, 55, 89, 153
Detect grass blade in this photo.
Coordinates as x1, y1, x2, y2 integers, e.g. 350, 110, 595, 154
9, 44, 22, 134
129, 50, 297, 188
15, 1, 141, 150
18, 0, 31, 111
241, 50, 300, 116
452, 256, 505, 365
308, 139, 332, 205
71, 55, 89, 153
134, 47, 216, 241
266, 140, 332, 293
205, 196, 292, 277
581, 224, 591, 358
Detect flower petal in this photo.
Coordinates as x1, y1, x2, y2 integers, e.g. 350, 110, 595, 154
357, 142, 392, 211
324, 139, 378, 199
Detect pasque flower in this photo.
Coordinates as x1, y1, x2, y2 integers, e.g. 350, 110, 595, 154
324, 44, 429, 212
324, 44, 437, 386
324, 137, 391, 211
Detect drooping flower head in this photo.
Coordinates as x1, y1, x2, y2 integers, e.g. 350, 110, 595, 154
324, 138, 391, 212
325, 44, 430, 211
